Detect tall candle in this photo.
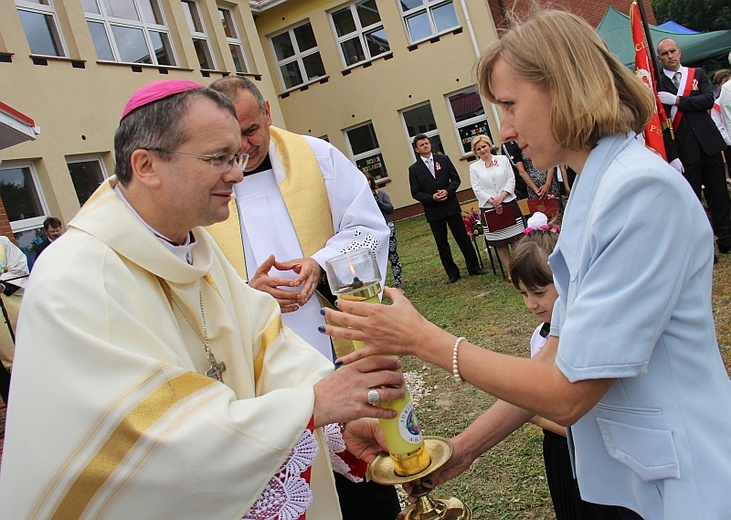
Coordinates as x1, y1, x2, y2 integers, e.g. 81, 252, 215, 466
336, 277, 431, 476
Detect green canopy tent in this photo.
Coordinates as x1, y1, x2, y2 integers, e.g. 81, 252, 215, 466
597, 6, 731, 68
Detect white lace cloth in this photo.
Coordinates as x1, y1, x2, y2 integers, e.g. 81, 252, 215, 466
243, 424, 361, 520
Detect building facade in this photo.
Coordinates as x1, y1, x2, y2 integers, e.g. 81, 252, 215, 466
0, 0, 655, 259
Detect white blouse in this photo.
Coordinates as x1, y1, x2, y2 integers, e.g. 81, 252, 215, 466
469, 155, 516, 208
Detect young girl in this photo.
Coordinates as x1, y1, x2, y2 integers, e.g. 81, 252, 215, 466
510, 212, 620, 520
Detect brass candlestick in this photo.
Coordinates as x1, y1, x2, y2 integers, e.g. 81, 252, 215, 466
367, 437, 472, 520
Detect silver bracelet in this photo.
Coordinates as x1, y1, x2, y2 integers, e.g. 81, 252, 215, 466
452, 336, 466, 383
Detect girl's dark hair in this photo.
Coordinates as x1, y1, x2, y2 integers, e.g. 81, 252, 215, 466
509, 230, 559, 291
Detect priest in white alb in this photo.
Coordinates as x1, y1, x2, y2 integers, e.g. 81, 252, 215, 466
0, 80, 405, 520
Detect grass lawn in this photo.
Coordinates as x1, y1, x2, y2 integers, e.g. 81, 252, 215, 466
381, 202, 731, 519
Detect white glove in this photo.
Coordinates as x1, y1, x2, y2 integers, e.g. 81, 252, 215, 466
658, 91, 677, 105
669, 158, 684, 173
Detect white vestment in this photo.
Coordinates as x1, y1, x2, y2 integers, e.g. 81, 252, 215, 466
233, 134, 389, 361
0, 235, 29, 369
0, 179, 343, 519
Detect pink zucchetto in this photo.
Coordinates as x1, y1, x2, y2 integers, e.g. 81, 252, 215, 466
121, 79, 203, 120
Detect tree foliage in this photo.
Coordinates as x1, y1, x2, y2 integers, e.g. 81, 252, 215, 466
651, 0, 731, 32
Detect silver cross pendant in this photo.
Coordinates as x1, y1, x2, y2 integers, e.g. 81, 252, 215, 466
205, 352, 227, 383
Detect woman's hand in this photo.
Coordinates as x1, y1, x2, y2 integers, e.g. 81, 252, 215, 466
321, 287, 437, 361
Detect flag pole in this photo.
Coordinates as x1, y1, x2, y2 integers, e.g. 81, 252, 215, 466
636, 0, 662, 82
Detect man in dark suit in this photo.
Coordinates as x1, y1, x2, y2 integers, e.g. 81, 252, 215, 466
408, 134, 484, 283
658, 38, 731, 253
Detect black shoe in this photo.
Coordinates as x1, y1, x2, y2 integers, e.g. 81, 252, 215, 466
469, 269, 487, 276
719, 244, 731, 254
447, 275, 461, 284
714, 254, 719, 264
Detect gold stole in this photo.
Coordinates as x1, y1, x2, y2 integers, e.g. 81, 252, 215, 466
0, 240, 6, 273
206, 127, 356, 356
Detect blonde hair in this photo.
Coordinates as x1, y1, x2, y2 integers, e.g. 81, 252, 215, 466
477, 10, 655, 151
470, 134, 493, 154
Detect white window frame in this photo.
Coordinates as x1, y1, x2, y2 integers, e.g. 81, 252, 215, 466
445, 87, 490, 157
345, 122, 388, 181
329, 0, 389, 69
83, 0, 177, 66
217, 5, 248, 73
0, 162, 51, 234
66, 155, 109, 206
271, 21, 325, 91
15, 0, 68, 57
400, 102, 442, 160
182, 0, 216, 70
399, 0, 459, 45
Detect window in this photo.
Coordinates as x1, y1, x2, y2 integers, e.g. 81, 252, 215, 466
446, 87, 490, 155
402, 103, 444, 155
67, 156, 108, 206
15, 0, 66, 56
0, 163, 49, 262
182, 0, 215, 70
399, 0, 459, 44
218, 5, 247, 73
83, 0, 176, 66
330, 0, 389, 68
271, 22, 325, 90
346, 123, 388, 181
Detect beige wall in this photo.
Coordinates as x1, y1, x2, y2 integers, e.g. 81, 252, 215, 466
0, 0, 282, 231
253, 0, 501, 212
0, 0, 502, 236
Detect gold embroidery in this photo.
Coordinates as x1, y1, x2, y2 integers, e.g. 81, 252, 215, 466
50, 372, 215, 519
253, 317, 282, 385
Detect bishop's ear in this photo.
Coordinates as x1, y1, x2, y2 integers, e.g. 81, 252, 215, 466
129, 148, 162, 188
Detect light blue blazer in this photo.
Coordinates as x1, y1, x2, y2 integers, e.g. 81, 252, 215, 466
549, 133, 731, 519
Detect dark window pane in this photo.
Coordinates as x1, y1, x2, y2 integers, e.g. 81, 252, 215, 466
428, 134, 444, 155
280, 62, 303, 89
458, 121, 491, 154
149, 30, 174, 65
365, 28, 389, 56
218, 8, 236, 38
302, 53, 325, 80
403, 105, 437, 137
356, 153, 387, 180
400, 0, 423, 11
347, 125, 379, 155
87, 21, 114, 60
341, 38, 365, 66
193, 39, 213, 69
112, 25, 151, 63
293, 23, 316, 51
332, 8, 356, 37
230, 44, 247, 72
18, 10, 63, 56
68, 161, 105, 206
272, 32, 294, 60
0, 167, 44, 222
357, 0, 381, 27
433, 2, 458, 32
449, 89, 484, 122
406, 12, 431, 41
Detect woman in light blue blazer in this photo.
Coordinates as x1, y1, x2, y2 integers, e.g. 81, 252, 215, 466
323, 9, 731, 520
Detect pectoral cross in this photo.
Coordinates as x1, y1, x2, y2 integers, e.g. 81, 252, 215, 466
205, 351, 227, 383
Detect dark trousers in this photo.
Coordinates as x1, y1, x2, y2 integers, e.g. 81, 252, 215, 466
683, 151, 731, 248
334, 473, 401, 520
428, 213, 480, 278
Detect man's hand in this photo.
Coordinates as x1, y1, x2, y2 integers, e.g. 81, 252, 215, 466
658, 91, 677, 106
432, 189, 448, 202
342, 418, 389, 464
669, 158, 684, 174
248, 254, 322, 312
313, 356, 405, 428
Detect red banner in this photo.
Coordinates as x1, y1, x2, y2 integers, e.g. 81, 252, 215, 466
630, 1, 667, 160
